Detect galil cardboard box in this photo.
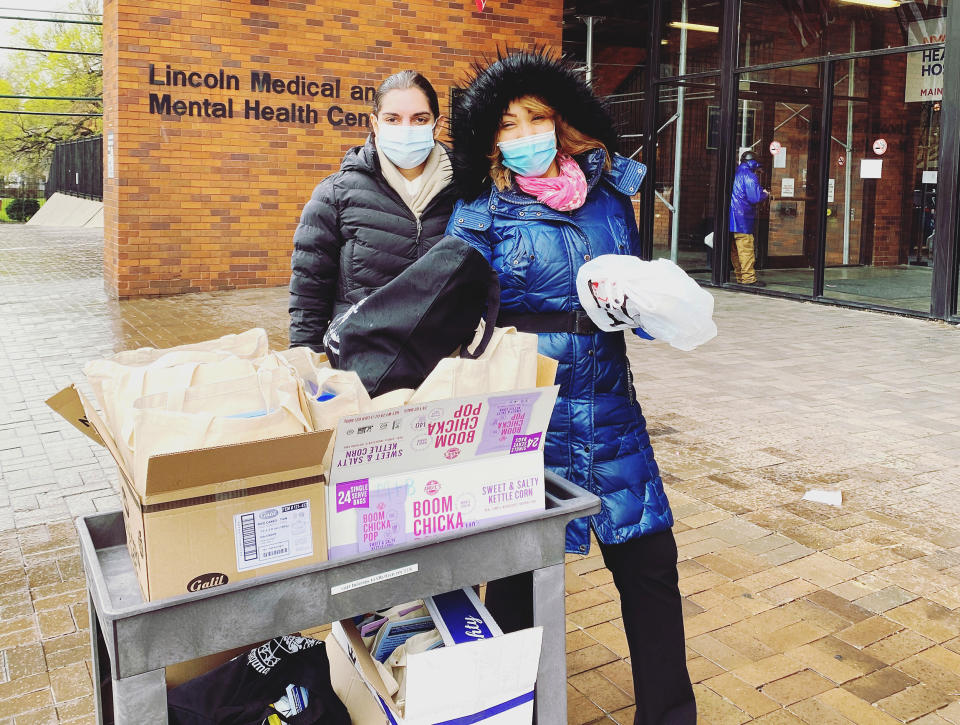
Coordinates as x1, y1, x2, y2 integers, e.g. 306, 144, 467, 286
326, 384, 559, 560
333, 587, 542, 725
47, 384, 332, 602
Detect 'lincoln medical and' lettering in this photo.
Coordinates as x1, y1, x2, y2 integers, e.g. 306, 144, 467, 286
146, 64, 373, 127
149, 64, 240, 90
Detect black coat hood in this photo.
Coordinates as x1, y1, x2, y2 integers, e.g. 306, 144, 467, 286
450, 49, 620, 200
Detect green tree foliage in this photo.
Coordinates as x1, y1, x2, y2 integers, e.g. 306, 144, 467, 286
0, 0, 102, 178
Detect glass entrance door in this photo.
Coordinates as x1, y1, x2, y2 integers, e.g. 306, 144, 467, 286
735, 64, 823, 294
823, 53, 936, 312
653, 79, 721, 280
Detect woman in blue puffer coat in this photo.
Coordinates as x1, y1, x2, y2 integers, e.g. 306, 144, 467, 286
445, 51, 695, 724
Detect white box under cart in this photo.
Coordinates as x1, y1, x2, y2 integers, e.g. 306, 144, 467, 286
334, 587, 542, 725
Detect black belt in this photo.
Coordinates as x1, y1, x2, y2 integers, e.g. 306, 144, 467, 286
498, 310, 601, 335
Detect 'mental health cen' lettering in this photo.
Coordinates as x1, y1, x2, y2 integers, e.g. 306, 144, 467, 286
146, 64, 375, 127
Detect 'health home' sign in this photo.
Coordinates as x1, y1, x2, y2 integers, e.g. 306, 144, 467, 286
906, 19, 946, 103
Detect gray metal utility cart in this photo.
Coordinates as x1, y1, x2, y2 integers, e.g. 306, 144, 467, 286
79, 471, 601, 725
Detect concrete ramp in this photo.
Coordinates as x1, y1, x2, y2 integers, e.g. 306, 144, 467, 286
26, 192, 104, 227
82, 206, 104, 228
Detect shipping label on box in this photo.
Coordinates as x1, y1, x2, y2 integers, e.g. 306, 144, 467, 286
327, 386, 558, 559
233, 499, 313, 572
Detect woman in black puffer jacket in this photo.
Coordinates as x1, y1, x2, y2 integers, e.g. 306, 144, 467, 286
289, 70, 457, 350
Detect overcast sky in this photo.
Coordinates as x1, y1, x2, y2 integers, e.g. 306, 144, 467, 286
0, 1, 101, 74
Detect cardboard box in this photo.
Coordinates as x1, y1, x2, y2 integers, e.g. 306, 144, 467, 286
334, 587, 542, 725
47, 384, 332, 601
327, 385, 559, 559
165, 643, 256, 690
326, 635, 392, 724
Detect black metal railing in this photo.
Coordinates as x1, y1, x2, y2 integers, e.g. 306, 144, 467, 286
1, 183, 44, 198
45, 136, 102, 200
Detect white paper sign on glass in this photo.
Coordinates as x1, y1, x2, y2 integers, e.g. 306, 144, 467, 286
781, 178, 795, 198
860, 159, 883, 179
773, 146, 787, 169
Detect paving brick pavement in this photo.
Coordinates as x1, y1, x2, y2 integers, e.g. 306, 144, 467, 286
2, 224, 960, 723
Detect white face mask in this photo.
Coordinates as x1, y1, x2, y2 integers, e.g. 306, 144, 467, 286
376, 122, 437, 169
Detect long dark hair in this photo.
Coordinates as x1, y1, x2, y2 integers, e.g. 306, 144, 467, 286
372, 70, 440, 119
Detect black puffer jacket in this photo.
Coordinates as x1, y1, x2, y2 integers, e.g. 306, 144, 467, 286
289, 136, 457, 350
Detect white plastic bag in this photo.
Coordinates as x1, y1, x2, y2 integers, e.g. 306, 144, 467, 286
576, 255, 717, 351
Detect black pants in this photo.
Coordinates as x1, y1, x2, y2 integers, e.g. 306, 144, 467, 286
484, 529, 696, 725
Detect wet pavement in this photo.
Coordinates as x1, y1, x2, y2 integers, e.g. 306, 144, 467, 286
2, 223, 960, 723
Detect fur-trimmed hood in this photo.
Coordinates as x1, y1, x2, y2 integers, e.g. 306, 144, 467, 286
450, 49, 620, 201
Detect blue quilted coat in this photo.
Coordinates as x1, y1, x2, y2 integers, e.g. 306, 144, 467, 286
445, 150, 674, 554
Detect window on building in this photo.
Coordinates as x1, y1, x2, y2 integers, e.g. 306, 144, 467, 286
822, 52, 937, 311
563, 0, 651, 157
653, 78, 721, 279
739, 0, 949, 68
660, 0, 723, 77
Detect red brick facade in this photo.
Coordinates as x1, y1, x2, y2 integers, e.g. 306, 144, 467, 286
102, 0, 562, 298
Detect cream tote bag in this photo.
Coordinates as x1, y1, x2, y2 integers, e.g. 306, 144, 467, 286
130, 369, 309, 492
407, 325, 540, 404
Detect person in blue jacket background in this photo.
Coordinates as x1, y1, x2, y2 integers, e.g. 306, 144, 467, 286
445, 50, 695, 724
729, 151, 772, 286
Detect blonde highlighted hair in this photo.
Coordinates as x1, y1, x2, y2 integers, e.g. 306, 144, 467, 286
489, 95, 612, 190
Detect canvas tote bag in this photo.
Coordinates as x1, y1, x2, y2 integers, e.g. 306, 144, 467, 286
407, 324, 540, 404
103, 328, 268, 367
104, 357, 258, 468
267, 348, 372, 432
84, 328, 269, 432
130, 369, 310, 492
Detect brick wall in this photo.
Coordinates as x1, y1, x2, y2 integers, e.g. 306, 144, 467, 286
866, 48, 912, 267
102, 0, 562, 298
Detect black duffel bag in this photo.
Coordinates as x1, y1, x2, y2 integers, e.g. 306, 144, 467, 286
323, 236, 499, 397
167, 636, 350, 725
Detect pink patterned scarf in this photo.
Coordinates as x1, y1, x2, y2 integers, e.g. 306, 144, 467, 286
515, 153, 588, 211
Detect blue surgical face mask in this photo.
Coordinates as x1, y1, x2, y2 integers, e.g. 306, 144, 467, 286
376, 122, 436, 169
497, 130, 557, 177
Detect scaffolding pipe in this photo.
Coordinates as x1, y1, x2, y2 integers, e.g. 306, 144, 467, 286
843, 25, 855, 264
578, 16, 604, 87
670, 0, 688, 264
586, 16, 594, 86
741, 34, 750, 153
